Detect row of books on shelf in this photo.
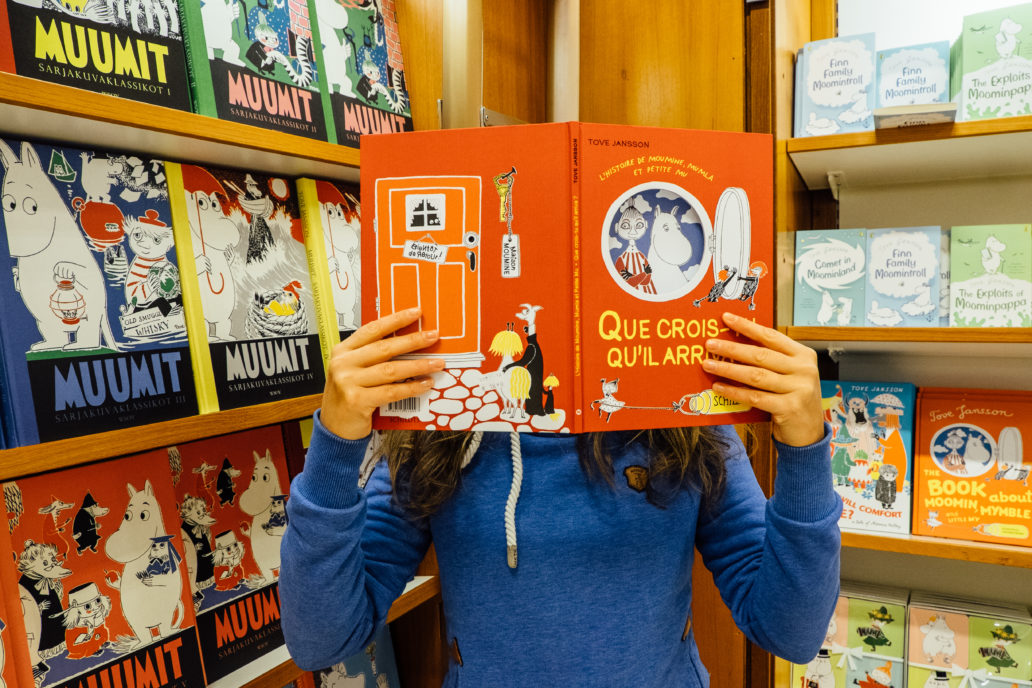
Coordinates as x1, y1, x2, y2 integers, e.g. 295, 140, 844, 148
823, 381, 1031, 549
0, 417, 402, 688
0, 0, 412, 146
0, 134, 365, 449
794, 2, 1032, 134
792, 581, 1032, 688
794, 225, 1032, 328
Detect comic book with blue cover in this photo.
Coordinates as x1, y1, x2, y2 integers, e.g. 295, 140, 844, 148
0, 138, 198, 447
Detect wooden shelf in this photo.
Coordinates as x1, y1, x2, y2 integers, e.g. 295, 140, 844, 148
0, 73, 359, 181
842, 531, 1032, 569
789, 327, 1032, 357
0, 394, 321, 481
239, 576, 442, 688
786, 115, 1032, 190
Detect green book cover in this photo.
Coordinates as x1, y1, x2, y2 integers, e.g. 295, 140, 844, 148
949, 224, 1032, 327
177, 0, 330, 141
956, 4, 1032, 121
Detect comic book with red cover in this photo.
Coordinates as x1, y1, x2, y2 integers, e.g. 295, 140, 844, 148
0, 513, 36, 688
0, 0, 14, 74
0, 450, 206, 688
360, 122, 773, 433
170, 424, 290, 683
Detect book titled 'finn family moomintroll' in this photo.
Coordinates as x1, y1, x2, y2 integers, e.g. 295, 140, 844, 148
0, 138, 199, 447
361, 122, 774, 434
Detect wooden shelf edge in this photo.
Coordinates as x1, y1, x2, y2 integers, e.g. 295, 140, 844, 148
240, 658, 304, 688
788, 326, 1032, 344
785, 114, 1032, 154
841, 531, 1032, 569
387, 576, 442, 623
0, 394, 321, 481
0, 73, 360, 180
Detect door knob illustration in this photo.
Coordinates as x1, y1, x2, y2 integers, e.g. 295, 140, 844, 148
464, 231, 479, 272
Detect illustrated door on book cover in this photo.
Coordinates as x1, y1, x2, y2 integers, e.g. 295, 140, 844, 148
374, 176, 482, 366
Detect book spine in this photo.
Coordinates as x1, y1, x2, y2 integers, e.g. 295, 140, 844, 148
165, 162, 220, 413
304, 0, 338, 145
0, 505, 39, 688
297, 178, 342, 368
569, 123, 583, 434
177, 0, 217, 117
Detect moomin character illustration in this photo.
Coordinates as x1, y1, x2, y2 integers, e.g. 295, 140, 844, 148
59, 582, 113, 660
591, 378, 625, 422
103, 480, 184, 650
502, 304, 547, 417
481, 324, 532, 421
318, 184, 361, 331
854, 661, 894, 688
118, 211, 180, 316
239, 450, 286, 584
800, 648, 834, 688
181, 165, 239, 340
17, 540, 72, 664
202, 0, 244, 66
920, 614, 956, 665
313, 0, 358, 97
978, 625, 1021, 673
20, 579, 47, 685
38, 496, 75, 557
179, 494, 216, 609
856, 606, 895, 652
646, 204, 696, 294
0, 140, 118, 352
72, 492, 109, 555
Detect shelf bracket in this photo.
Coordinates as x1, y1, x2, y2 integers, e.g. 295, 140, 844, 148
480, 107, 526, 127
826, 170, 846, 201
827, 346, 846, 363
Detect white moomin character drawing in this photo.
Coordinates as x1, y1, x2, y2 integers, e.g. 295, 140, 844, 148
319, 187, 361, 330
920, 614, 957, 665
202, 0, 244, 66
996, 18, 1022, 59
1, 140, 117, 352
646, 205, 695, 294
239, 450, 285, 585
314, 0, 359, 97
103, 480, 184, 650
981, 235, 1006, 275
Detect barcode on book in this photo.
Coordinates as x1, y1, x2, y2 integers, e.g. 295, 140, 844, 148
381, 394, 428, 417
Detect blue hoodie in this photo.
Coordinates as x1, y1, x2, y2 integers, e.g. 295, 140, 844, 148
280, 416, 841, 687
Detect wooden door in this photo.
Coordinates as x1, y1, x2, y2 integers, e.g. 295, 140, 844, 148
374, 176, 484, 367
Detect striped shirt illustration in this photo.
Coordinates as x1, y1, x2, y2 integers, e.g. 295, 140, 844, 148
615, 244, 656, 294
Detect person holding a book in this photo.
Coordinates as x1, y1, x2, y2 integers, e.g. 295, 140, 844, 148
280, 307, 840, 686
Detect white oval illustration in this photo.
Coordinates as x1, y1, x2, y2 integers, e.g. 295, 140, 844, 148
601, 182, 712, 302
712, 187, 751, 300
929, 423, 997, 478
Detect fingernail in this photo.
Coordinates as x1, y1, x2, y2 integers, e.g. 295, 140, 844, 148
431, 359, 446, 370
702, 359, 716, 371
424, 329, 439, 340
724, 312, 739, 322
423, 378, 434, 387
406, 306, 420, 316
705, 338, 720, 349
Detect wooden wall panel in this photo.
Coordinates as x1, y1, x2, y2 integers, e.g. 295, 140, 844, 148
483, 0, 549, 123
396, 0, 443, 131
579, 0, 745, 130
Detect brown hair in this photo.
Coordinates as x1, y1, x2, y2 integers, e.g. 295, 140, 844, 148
381, 426, 741, 518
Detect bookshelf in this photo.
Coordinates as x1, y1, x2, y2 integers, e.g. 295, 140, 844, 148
841, 531, 1032, 570
787, 327, 1032, 357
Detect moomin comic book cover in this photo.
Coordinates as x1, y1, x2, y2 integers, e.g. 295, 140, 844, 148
296, 177, 362, 365
178, 0, 329, 139
167, 162, 326, 412
3, 0, 191, 109
0, 138, 198, 447
169, 424, 290, 683
360, 122, 773, 434
309, 0, 413, 148
0, 450, 206, 688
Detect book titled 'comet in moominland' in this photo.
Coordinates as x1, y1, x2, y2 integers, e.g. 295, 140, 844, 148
0, 138, 198, 447
361, 122, 774, 434
167, 163, 326, 412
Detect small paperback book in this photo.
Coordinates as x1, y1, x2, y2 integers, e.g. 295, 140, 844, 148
793, 228, 867, 327
797, 34, 876, 137
178, 0, 329, 140
821, 380, 916, 536
296, 177, 361, 364
864, 226, 941, 327
949, 224, 1032, 327
2, 0, 191, 109
0, 450, 207, 688
874, 41, 955, 129
301, 626, 401, 688
170, 425, 290, 683
955, 3, 1032, 121
913, 386, 1032, 548
0, 138, 198, 447
309, 0, 414, 148
361, 122, 774, 434
167, 163, 326, 412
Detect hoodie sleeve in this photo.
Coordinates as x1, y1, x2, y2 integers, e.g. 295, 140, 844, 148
279, 412, 431, 670
694, 424, 842, 664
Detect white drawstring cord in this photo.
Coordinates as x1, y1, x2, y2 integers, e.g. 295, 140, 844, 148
505, 432, 523, 569
460, 432, 483, 470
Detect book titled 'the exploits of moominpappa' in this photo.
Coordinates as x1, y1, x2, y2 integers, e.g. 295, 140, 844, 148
361, 122, 774, 434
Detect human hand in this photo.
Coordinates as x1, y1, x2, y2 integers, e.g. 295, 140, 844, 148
322, 307, 444, 440
702, 312, 823, 447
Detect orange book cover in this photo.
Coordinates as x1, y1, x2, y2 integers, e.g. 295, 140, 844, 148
0, 513, 36, 688
913, 387, 1032, 547
1, 450, 207, 688
0, 0, 13, 74
360, 122, 773, 433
